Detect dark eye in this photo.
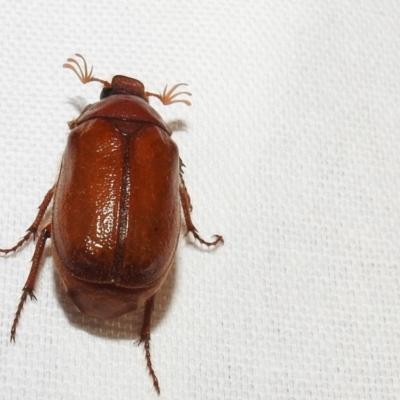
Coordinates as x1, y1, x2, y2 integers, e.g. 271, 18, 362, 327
100, 87, 113, 99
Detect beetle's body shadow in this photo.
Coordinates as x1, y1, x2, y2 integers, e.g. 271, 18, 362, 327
52, 250, 177, 341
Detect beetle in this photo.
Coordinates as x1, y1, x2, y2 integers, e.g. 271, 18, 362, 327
1, 54, 223, 394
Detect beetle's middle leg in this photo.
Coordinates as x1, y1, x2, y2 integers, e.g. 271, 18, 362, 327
0, 187, 54, 254
179, 174, 224, 247
139, 295, 160, 395
10, 224, 51, 341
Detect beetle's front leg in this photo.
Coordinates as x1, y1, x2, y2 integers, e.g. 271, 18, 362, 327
179, 173, 224, 247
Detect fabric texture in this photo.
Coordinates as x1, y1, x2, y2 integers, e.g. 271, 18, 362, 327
0, 1, 399, 399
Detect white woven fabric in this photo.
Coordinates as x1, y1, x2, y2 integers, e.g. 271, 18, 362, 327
0, 1, 399, 399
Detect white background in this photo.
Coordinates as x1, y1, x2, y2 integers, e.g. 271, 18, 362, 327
0, 1, 399, 399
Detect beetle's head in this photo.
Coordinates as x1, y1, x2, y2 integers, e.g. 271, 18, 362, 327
100, 75, 147, 101
63, 54, 191, 107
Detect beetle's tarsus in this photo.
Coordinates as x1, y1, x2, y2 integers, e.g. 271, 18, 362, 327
141, 333, 160, 395
10, 287, 34, 342
0, 227, 37, 254
0, 231, 33, 254
189, 230, 224, 247
0, 188, 54, 255
179, 178, 224, 248
212, 234, 225, 245
26, 287, 37, 301
10, 225, 51, 342
139, 296, 160, 394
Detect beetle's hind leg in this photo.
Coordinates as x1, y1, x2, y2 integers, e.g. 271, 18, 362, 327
0, 187, 54, 254
10, 224, 51, 341
0, 187, 55, 340
139, 295, 160, 395
179, 173, 224, 247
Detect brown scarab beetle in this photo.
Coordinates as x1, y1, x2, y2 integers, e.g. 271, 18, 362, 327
1, 54, 223, 394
